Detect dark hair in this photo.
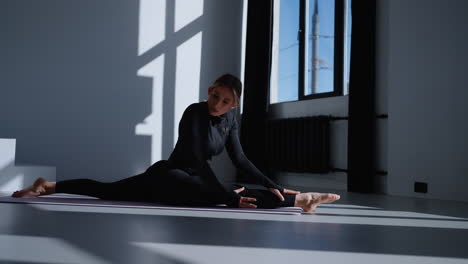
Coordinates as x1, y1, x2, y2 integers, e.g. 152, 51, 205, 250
212, 73, 242, 105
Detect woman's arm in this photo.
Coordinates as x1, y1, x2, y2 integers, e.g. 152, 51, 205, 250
176, 104, 207, 171
225, 117, 283, 192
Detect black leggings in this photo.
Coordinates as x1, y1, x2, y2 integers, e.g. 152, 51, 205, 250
55, 162, 296, 209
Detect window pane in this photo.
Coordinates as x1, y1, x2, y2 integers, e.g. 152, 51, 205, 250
306, 0, 335, 95
271, 0, 300, 103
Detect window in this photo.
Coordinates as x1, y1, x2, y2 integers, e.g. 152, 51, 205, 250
270, 0, 352, 104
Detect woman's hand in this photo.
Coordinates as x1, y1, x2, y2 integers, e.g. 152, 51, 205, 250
269, 188, 301, 201
234, 187, 257, 208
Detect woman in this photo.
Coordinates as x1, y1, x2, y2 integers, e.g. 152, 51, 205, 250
12, 74, 340, 211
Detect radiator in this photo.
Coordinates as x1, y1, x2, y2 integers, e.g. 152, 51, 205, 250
265, 116, 331, 173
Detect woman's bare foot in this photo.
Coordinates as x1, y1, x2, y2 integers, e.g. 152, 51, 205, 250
11, 178, 56, 198
294, 192, 340, 212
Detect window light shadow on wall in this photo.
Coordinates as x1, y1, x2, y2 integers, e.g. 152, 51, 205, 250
135, 0, 204, 164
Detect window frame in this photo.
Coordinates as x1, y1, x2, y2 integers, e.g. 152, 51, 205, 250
273, 0, 348, 103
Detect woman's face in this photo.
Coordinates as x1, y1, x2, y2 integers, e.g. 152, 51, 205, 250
207, 85, 237, 116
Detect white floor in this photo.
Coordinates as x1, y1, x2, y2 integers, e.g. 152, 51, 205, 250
1, 190, 468, 264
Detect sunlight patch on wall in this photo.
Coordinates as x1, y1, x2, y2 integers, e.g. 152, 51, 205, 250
136, 0, 204, 161
0, 139, 19, 194
0, 174, 24, 195
0, 138, 15, 170
136, 55, 165, 163
173, 32, 203, 146
138, 0, 166, 55
175, 0, 204, 32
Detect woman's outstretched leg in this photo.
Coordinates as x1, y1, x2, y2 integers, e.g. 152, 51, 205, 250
11, 177, 56, 198
294, 192, 340, 212
11, 160, 173, 200
11, 173, 154, 202
155, 168, 239, 207
57, 173, 156, 202
235, 187, 340, 212
11, 177, 122, 199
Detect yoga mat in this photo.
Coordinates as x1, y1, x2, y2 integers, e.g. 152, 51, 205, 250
0, 193, 303, 215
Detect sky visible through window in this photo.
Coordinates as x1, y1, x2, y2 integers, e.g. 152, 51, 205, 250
306, 0, 335, 95
278, 0, 300, 102
276, 0, 351, 103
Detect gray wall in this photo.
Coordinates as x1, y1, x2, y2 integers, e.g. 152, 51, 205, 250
382, 0, 468, 202
0, 0, 242, 183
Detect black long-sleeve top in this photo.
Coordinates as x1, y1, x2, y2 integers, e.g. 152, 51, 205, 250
168, 102, 281, 206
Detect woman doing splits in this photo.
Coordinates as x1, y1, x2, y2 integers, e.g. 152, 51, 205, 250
12, 74, 340, 211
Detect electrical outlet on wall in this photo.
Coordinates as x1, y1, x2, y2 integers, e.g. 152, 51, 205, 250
414, 182, 428, 193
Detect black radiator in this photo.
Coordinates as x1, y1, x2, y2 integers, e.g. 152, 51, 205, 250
265, 116, 331, 173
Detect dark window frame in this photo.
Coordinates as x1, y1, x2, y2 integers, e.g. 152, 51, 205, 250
276, 0, 348, 103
